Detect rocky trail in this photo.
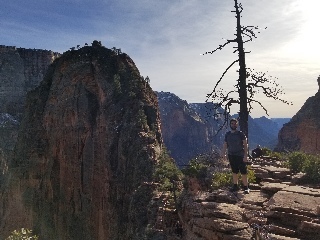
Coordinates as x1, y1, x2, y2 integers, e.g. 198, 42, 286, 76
158, 156, 320, 240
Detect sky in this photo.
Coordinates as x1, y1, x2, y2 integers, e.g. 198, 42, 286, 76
1, 0, 319, 118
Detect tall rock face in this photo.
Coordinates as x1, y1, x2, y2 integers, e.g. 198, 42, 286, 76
0, 45, 60, 118
0, 45, 162, 239
156, 91, 225, 166
0, 46, 60, 191
276, 76, 320, 153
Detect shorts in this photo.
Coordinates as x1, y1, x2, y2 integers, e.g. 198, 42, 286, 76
228, 154, 247, 174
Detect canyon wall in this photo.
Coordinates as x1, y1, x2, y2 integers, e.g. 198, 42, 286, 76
0, 45, 60, 117
0, 44, 162, 239
276, 76, 320, 154
0, 46, 60, 190
156, 91, 225, 166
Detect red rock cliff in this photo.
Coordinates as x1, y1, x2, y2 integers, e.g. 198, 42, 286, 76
0, 45, 162, 239
276, 76, 320, 154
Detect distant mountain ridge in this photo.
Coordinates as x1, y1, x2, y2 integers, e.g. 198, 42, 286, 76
251, 116, 290, 149
156, 91, 226, 166
157, 91, 290, 164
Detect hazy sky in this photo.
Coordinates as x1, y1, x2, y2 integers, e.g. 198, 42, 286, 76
1, 0, 319, 118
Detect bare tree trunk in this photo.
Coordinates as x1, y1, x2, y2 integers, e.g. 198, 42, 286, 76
235, 0, 248, 139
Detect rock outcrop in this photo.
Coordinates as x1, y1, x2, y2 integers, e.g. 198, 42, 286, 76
0, 44, 163, 240
156, 91, 225, 166
276, 76, 320, 153
156, 156, 320, 240
0, 46, 60, 187
0, 45, 60, 118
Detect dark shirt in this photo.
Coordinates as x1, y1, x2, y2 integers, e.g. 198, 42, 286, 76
225, 131, 246, 156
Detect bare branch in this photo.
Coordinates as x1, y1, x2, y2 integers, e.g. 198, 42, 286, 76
248, 98, 269, 115
206, 60, 239, 100
201, 39, 236, 55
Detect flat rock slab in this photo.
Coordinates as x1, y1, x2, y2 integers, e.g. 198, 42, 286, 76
240, 190, 269, 206
265, 190, 320, 216
193, 190, 238, 204
262, 166, 291, 173
261, 182, 290, 194
268, 233, 301, 240
262, 166, 291, 179
192, 217, 250, 232
282, 185, 320, 197
199, 202, 244, 221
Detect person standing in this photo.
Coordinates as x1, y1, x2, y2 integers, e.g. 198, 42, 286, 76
222, 118, 250, 194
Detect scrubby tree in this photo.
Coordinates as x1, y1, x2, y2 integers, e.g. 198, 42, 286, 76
203, 0, 291, 138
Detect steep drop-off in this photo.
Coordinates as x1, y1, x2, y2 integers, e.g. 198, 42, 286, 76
0, 44, 162, 240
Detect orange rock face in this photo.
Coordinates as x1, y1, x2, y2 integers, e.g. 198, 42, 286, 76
277, 89, 320, 154
0, 45, 162, 239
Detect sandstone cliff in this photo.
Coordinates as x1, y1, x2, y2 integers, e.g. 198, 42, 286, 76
0, 44, 162, 240
0, 45, 60, 118
156, 91, 225, 166
276, 76, 320, 153
0, 46, 60, 188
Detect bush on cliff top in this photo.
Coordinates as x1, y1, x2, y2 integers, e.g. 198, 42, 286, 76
6, 228, 38, 240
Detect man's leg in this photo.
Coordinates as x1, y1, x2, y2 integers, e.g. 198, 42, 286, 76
241, 174, 248, 187
240, 161, 250, 194
232, 173, 239, 185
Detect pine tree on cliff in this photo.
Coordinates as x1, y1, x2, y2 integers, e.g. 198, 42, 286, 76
203, 0, 291, 138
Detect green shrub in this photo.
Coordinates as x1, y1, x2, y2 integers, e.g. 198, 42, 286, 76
6, 228, 38, 240
211, 171, 232, 189
210, 166, 256, 190
247, 166, 256, 184
261, 148, 287, 160
153, 147, 182, 191
137, 109, 148, 127
287, 152, 308, 173
113, 74, 122, 95
269, 151, 285, 159
181, 159, 207, 179
286, 151, 320, 183
303, 155, 320, 183
261, 147, 271, 156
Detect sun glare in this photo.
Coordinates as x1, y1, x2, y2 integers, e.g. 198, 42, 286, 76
281, 0, 320, 61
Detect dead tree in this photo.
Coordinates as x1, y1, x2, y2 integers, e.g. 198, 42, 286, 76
203, 0, 291, 139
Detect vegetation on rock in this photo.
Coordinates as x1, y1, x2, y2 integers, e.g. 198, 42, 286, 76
153, 147, 183, 192
261, 148, 320, 183
6, 228, 38, 240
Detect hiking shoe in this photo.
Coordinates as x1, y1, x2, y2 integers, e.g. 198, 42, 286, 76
230, 185, 240, 192
243, 187, 250, 194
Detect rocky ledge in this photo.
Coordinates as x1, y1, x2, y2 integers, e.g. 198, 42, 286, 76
161, 156, 320, 240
